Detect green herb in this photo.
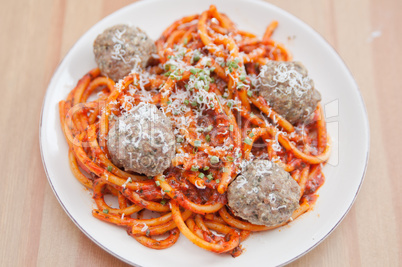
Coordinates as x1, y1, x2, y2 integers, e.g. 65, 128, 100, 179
194, 140, 201, 147
167, 100, 172, 105
107, 166, 113, 172
183, 38, 188, 45
176, 137, 184, 143
207, 174, 213, 180
164, 189, 170, 193
210, 156, 219, 164
191, 101, 198, 107
103, 209, 109, 214
237, 82, 245, 89
229, 125, 233, 132
198, 173, 205, 179
244, 138, 252, 145
247, 90, 252, 97
191, 165, 199, 172
221, 167, 228, 173
205, 134, 211, 142
203, 166, 210, 171
160, 199, 167, 205
192, 51, 201, 63
206, 125, 213, 132
240, 72, 246, 81
155, 181, 161, 186
226, 156, 234, 162
249, 132, 255, 138
215, 179, 220, 183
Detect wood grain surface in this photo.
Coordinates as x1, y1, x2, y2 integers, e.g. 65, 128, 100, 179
0, 0, 400, 266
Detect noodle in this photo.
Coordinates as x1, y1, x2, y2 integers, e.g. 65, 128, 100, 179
59, 5, 330, 257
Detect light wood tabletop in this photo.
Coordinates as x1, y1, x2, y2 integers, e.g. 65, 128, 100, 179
1, 0, 400, 266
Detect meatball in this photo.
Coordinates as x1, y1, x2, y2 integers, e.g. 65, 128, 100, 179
107, 103, 175, 176
93, 24, 156, 81
227, 160, 300, 227
258, 61, 321, 125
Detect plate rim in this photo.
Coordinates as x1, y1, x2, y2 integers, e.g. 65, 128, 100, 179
39, 0, 370, 266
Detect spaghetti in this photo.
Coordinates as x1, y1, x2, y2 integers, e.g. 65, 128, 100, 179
59, 5, 330, 257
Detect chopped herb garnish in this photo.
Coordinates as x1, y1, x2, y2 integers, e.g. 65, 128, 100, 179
160, 199, 167, 205
155, 181, 161, 186
249, 132, 255, 138
191, 101, 197, 107
191, 165, 199, 172
103, 209, 109, 214
167, 100, 172, 105
107, 166, 113, 172
207, 174, 213, 180
229, 125, 233, 132
206, 125, 213, 132
198, 173, 205, 179
247, 90, 253, 97
205, 134, 211, 142
176, 137, 184, 143
183, 99, 189, 105
244, 138, 252, 145
164, 190, 170, 193
240, 73, 246, 81
226, 156, 234, 162
203, 166, 210, 171
210, 156, 219, 164
192, 51, 201, 63
194, 140, 201, 147
215, 179, 220, 183
183, 37, 188, 45
237, 82, 245, 89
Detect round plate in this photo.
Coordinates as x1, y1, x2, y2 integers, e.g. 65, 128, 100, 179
40, 0, 370, 266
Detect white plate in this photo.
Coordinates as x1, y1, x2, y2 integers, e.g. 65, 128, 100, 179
40, 0, 370, 266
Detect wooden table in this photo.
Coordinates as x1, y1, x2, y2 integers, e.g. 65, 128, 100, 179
1, 0, 400, 266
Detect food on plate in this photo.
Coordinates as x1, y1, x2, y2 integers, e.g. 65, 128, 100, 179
107, 103, 176, 176
228, 160, 300, 227
258, 61, 321, 124
59, 5, 331, 257
93, 24, 157, 81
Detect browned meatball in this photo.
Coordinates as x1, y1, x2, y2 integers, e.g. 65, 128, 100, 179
93, 24, 156, 81
227, 160, 300, 227
107, 103, 175, 176
258, 61, 321, 125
